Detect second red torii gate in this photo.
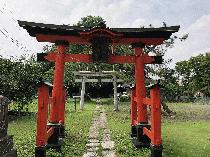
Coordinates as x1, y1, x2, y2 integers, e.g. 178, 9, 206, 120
18, 20, 179, 157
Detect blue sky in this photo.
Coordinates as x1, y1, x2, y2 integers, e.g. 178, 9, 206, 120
0, 0, 210, 66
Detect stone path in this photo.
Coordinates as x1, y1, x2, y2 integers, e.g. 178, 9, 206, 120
83, 105, 116, 157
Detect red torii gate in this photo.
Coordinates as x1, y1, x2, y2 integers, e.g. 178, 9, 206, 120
18, 20, 179, 157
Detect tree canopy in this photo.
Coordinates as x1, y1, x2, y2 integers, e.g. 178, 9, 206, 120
175, 53, 210, 97
1, 15, 208, 110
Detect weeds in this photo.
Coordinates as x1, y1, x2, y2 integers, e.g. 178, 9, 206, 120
8, 99, 95, 157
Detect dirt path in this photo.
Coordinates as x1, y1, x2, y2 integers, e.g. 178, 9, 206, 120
83, 105, 116, 157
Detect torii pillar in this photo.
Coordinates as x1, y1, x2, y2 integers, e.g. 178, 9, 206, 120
48, 41, 68, 147
80, 76, 86, 110
113, 75, 118, 111
132, 43, 151, 147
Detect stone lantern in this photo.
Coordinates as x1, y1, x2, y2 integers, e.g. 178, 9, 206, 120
0, 95, 17, 157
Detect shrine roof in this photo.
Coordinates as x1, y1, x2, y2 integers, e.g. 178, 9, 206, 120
18, 20, 180, 45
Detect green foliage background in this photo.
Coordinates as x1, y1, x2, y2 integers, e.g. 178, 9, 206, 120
0, 15, 209, 110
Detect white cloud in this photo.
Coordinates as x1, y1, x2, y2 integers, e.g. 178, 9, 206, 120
0, 0, 210, 65
166, 14, 210, 66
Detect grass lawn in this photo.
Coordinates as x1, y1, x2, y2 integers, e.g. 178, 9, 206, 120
8, 99, 210, 157
105, 102, 210, 157
8, 99, 95, 157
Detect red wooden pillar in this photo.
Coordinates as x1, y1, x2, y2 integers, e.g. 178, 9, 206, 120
50, 41, 68, 123
130, 87, 137, 137
133, 43, 148, 123
46, 41, 68, 148
132, 43, 150, 147
58, 87, 66, 125
35, 84, 49, 156
130, 87, 137, 126
36, 84, 49, 146
56, 86, 67, 138
150, 85, 162, 157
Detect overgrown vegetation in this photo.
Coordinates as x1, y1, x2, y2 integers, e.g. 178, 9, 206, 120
104, 101, 210, 157
8, 99, 95, 157
9, 99, 210, 157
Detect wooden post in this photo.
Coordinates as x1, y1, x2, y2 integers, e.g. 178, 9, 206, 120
36, 84, 49, 147
150, 85, 163, 157
130, 87, 137, 126
132, 43, 150, 148
134, 45, 148, 123
74, 97, 77, 112
150, 86, 162, 146
113, 75, 118, 111
58, 87, 66, 125
80, 76, 86, 110
130, 87, 137, 137
50, 42, 68, 123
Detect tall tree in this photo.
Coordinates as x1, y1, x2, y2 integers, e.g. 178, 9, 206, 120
0, 55, 50, 109
176, 53, 210, 97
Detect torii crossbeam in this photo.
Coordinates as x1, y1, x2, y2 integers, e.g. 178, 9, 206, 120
18, 20, 179, 157
73, 71, 123, 110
